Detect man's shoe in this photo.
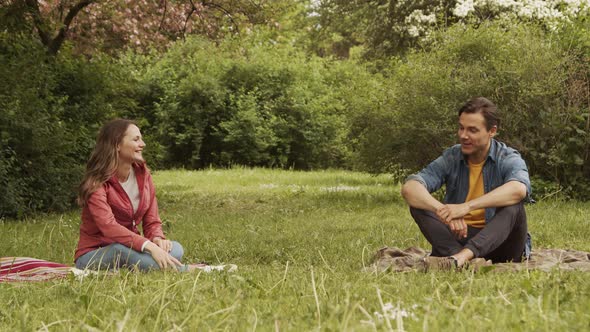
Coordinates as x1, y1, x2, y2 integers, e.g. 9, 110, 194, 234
423, 256, 458, 272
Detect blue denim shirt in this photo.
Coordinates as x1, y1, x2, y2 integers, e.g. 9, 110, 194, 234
406, 139, 532, 257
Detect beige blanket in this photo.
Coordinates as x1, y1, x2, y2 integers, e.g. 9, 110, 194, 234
367, 246, 590, 273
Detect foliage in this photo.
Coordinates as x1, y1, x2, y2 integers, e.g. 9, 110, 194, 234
0, 0, 298, 55
311, 0, 590, 59
0, 33, 136, 217
133, 33, 356, 169
69, 0, 297, 54
0, 26, 379, 217
453, 0, 590, 26
0, 0, 96, 55
309, 0, 450, 59
352, 22, 590, 198
2, 2, 590, 219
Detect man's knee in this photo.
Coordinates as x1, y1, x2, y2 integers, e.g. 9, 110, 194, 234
409, 206, 421, 219
496, 203, 526, 223
410, 207, 435, 224
498, 202, 521, 212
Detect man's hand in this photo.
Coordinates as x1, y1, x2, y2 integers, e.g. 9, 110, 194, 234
145, 242, 182, 270
436, 203, 470, 224
153, 237, 173, 253
447, 218, 468, 239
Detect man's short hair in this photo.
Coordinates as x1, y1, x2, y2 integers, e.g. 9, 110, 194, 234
458, 97, 499, 130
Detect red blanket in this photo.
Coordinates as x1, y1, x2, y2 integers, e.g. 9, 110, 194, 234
0, 257, 71, 282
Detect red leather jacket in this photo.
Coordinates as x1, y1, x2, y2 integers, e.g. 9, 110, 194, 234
74, 163, 165, 261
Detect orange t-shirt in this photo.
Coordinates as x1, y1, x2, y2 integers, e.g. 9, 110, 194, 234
463, 159, 486, 228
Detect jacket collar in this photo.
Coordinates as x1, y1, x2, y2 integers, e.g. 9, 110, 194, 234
487, 138, 499, 163
107, 162, 147, 185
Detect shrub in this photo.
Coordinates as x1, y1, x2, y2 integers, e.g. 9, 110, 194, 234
353, 22, 590, 197
136, 33, 354, 170
0, 34, 137, 217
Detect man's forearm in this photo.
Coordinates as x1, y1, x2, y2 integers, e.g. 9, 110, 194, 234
434, 180, 527, 223
466, 180, 527, 211
401, 180, 444, 212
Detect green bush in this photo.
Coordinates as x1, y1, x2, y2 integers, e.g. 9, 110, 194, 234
3, 20, 589, 218
134, 33, 354, 170
353, 23, 590, 197
0, 34, 137, 217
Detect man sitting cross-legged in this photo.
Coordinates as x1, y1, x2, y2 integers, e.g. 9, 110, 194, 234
401, 97, 531, 270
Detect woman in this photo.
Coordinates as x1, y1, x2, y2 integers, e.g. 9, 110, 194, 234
75, 119, 187, 271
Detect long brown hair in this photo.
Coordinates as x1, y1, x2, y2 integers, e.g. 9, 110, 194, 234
78, 119, 136, 206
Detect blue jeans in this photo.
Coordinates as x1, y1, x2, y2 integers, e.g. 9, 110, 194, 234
75, 241, 188, 272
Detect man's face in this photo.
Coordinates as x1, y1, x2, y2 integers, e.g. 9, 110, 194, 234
458, 112, 496, 163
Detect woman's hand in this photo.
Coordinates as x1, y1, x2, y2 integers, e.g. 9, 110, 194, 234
145, 241, 182, 270
153, 237, 173, 252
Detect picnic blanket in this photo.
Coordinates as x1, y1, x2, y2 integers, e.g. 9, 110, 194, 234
366, 246, 590, 273
0, 257, 73, 282
1, 257, 237, 282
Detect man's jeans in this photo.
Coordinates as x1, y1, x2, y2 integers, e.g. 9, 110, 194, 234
75, 241, 187, 272
410, 203, 528, 263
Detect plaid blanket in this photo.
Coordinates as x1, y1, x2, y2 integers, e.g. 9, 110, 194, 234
366, 246, 590, 273
0, 257, 236, 282
0, 257, 72, 282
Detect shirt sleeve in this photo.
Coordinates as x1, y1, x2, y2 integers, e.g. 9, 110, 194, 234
141, 240, 150, 252
405, 152, 450, 193
501, 151, 532, 198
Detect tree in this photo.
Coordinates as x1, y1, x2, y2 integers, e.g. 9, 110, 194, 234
1, 0, 95, 55
309, 0, 451, 59
0, 0, 295, 55
311, 0, 590, 59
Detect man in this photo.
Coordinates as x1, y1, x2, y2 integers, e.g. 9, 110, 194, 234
401, 97, 531, 270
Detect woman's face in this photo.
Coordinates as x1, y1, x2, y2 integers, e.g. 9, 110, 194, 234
117, 124, 146, 164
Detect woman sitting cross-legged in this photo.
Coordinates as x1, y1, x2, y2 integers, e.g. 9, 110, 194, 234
75, 119, 193, 272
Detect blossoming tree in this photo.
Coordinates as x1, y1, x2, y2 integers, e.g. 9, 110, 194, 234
313, 0, 590, 58
0, 0, 292, 55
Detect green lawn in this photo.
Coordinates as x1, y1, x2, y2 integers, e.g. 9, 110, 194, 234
1, 168, 590, 331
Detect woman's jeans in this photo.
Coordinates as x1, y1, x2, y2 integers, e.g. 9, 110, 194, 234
75, 241, 188, 272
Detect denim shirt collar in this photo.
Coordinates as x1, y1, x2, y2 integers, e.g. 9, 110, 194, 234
460, 138, 498, 165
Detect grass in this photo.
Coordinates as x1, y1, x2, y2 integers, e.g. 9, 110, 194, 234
1, 167, 590, 331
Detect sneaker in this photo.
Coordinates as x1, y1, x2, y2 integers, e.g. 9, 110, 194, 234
187, 263, 238, 273
423, 256, 458, 272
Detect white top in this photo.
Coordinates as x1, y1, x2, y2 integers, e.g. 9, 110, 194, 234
119, 167, 140, 214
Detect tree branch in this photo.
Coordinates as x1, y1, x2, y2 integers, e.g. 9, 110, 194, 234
202, 1, 240, 33
48, 0, 94, 55
158, 0, 168, 32
24, 0, 51, 46
182, 0, 198, 39
24, 0, 94, 55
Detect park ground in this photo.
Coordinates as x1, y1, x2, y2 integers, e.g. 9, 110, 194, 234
1, 168, 590, 331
